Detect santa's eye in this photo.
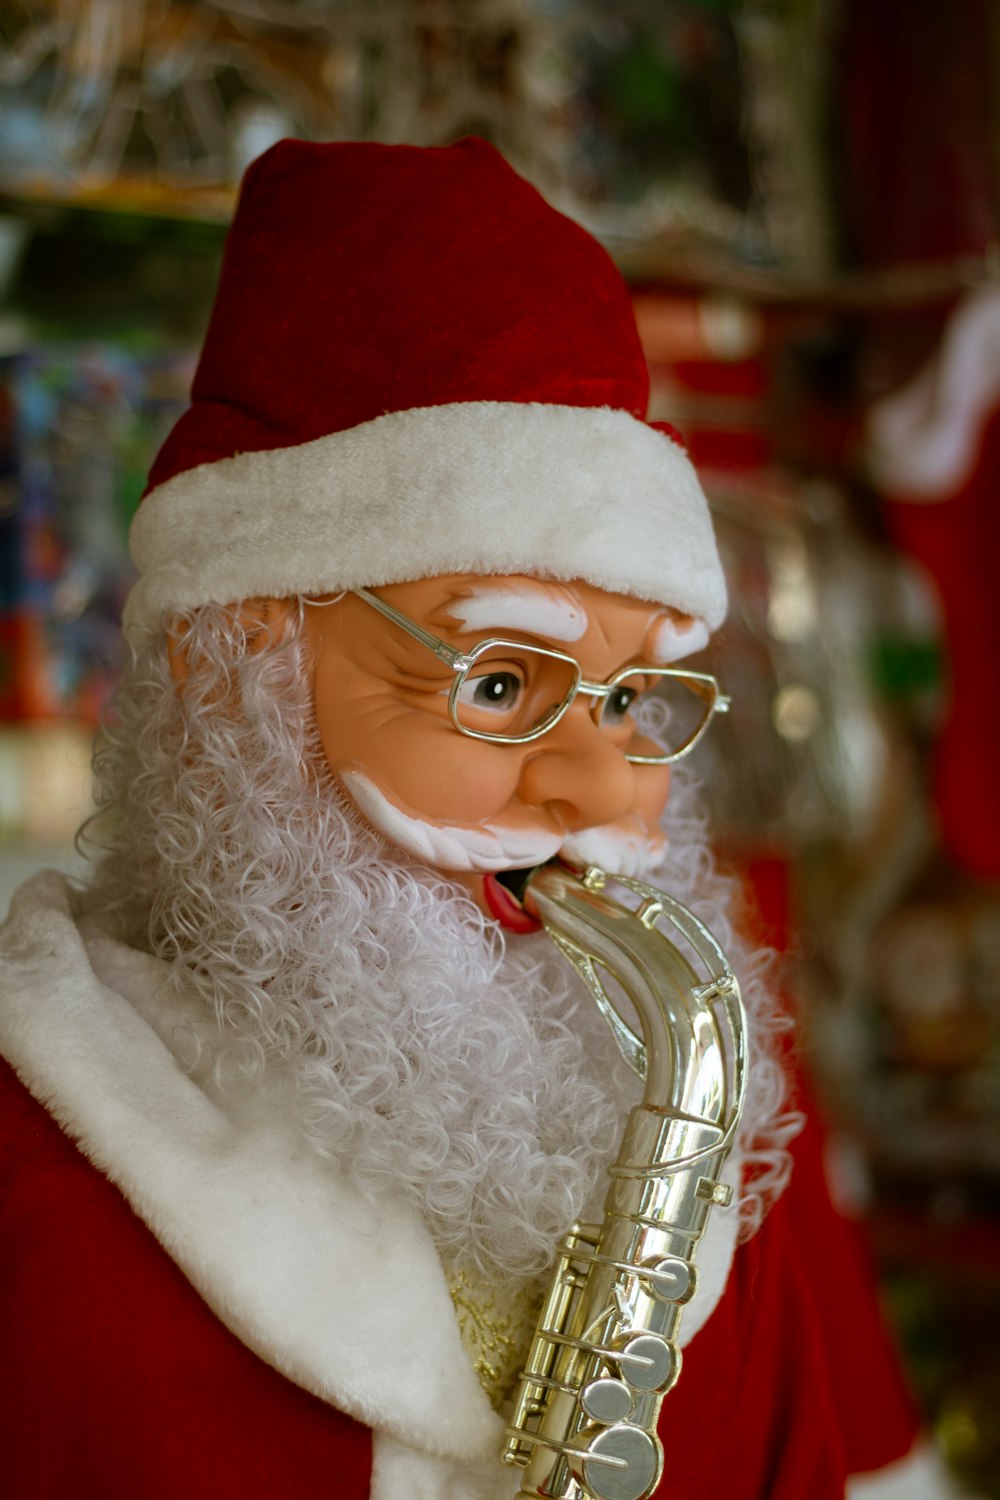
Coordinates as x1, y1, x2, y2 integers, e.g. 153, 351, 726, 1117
601, 685, 638, 726
457, 670, 524, 714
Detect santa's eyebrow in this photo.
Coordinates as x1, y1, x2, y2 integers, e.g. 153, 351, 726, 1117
441, 585, 589, 642
647, 613, 709, 664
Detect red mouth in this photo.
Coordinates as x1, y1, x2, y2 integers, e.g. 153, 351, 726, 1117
482, 871, 543, 934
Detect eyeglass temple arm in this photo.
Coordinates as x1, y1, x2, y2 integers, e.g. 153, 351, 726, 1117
352, 588, 467, 669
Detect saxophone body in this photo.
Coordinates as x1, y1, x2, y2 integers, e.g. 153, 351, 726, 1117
502, 863, 747, 1500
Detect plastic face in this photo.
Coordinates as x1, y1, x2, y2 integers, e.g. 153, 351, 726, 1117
303, 573, 686, 930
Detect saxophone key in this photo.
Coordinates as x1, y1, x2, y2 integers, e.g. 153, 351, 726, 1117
578, 1423, 661, 1500
615, 1332, 676, 1392
638, 1254, 693, 1302
580, 1377, 634, 1425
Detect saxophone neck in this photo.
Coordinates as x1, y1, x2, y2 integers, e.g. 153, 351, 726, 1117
525, 862, 746, 1136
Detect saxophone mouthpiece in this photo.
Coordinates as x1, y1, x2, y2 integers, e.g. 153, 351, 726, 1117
501, 856, 576, 919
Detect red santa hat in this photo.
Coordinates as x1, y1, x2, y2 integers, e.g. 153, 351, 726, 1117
126, 137, 726, 639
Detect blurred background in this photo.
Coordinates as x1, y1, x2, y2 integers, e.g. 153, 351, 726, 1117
0, 1, 998, 1492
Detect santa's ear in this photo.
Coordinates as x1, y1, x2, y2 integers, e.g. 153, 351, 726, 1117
166, 597, 299, 686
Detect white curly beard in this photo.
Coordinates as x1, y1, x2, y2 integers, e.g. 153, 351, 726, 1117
80, 603, 798, 1289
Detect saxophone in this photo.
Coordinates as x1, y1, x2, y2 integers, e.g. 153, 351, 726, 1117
502, 862, 747, 1500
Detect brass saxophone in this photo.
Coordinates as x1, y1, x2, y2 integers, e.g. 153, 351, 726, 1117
502, 862, 747, 1500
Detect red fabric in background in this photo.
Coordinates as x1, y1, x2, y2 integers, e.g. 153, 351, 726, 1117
0, 1044, 921, 1499
778, 1099, 923, 1477
743, 854, 924, 1470
840, 0, 997, 266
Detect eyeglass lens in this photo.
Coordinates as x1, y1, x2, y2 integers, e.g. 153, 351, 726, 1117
453, 645, 576, 738
600, 670, 717, 759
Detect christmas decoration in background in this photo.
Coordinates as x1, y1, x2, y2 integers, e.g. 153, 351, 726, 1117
0, 0, 827, 273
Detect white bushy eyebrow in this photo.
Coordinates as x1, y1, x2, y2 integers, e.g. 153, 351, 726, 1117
443, 585, 588, 642
648, 615, 709, 664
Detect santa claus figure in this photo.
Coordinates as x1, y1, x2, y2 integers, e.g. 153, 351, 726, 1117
0, 140, 951, 1498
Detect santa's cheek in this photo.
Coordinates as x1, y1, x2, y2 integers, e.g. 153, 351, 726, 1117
406, 756, 517, 820
418, 754, 522, 822
632, 764, 672, 827
330, 726, 524, 826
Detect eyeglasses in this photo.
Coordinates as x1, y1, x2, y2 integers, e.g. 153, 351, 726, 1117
312, 587, 730, 765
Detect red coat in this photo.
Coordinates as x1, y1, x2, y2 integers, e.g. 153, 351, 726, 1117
0, 1057, 921, 1499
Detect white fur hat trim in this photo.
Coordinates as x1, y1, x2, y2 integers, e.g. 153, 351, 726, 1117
126, 400, 726, 639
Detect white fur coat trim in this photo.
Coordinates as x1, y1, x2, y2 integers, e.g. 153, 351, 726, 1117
125, 401, 727, 640
0, 871, 740, 1499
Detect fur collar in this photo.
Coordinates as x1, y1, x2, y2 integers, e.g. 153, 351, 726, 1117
0, 871, 740, 1492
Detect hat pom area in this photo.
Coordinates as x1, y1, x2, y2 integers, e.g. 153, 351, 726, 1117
127, 138, 726, 639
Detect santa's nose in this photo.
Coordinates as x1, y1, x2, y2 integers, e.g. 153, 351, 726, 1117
515, 709, 638, 831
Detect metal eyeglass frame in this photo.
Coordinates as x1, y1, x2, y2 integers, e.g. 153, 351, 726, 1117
321, 587, 730, 765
